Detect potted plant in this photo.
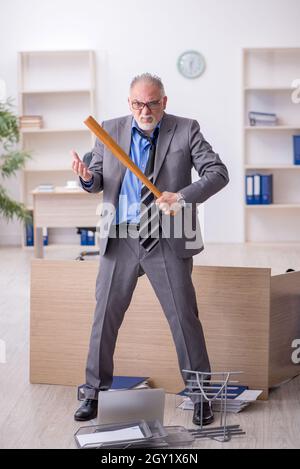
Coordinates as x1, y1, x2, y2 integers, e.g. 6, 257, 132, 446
0, 98, 31, 223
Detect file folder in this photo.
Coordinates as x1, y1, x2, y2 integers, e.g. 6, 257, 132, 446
245, 175, 254, 204
293, 135, 300, 165
261, 174, 273, 205
253, 174, 261, 204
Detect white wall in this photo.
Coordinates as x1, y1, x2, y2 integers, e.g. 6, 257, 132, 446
0, 0, 299, 245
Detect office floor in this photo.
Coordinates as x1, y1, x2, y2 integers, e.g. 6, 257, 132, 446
0, 243, 300, 449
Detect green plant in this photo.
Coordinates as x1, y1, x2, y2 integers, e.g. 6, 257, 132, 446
0, 98, 32, 223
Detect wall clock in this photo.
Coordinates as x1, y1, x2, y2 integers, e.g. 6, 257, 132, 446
177, 50, 206, 79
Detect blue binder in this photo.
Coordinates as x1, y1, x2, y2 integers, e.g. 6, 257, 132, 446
25, 222, 34, 246
86, 230, 95, 246
261, 174, 273, 204
246, 174, 261, 204
245, 175, 254, 204
253, 174, 261, 204
179, 384, 249, 399
80, 229, 86, 245
43, 227, 48, 246
77, 376, 149, 400
25, 223, 48, 246
111, 376, 149, 390
80, 229, 95, 246
293, 135, 300, 165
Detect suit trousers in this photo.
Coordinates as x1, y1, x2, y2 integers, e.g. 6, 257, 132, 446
83, 224, 211, 400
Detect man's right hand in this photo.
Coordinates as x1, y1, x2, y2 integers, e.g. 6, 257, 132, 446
71, 150, 93, 182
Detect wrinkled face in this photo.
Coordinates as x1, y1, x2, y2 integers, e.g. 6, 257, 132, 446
128, 81, 167, 132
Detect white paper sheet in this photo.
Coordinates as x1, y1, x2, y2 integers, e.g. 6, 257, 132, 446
77, 425, 145, 447
237, 390, 263, 401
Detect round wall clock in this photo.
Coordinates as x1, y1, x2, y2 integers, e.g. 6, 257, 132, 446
177, 50, 206, 79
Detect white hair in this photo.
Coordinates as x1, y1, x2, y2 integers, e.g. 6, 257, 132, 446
130, 73, 165, 97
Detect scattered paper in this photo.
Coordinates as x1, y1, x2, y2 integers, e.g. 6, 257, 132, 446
177, 388, 263, 413
77, 425, 145, 448
237, 390, 263, 401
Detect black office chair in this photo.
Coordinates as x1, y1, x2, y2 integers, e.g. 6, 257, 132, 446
76, 152, 100, 261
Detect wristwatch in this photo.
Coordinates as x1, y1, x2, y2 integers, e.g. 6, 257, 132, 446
176, 192, 186, 208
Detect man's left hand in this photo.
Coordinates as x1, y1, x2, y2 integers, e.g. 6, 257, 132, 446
156, 191, 181, 215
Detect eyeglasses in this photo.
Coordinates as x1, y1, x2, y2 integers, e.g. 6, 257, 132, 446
131, 100, 162, 111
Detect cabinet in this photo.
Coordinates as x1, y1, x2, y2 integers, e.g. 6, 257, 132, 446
18, 50, 96, 247
243, 48, 300, 243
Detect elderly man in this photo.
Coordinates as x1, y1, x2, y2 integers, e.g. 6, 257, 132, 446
71, 73, 229, 425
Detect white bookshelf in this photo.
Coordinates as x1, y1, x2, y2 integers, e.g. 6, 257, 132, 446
242, 47, 300, 243
18, 50, 96, 247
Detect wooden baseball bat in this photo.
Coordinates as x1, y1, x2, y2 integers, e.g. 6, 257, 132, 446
84, 115, 162, 198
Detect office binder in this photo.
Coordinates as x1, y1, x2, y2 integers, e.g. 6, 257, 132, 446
245, 175, 254, 204
42, 227, 48, 246
87, 230, 95, 245
261, 174, 273, 205
77, 376, 149, 401
25, 223, 48, 246
293, 135, 300, 165
111, 375, 149, 390
246, 173, 273, 205
178, 384, 249, 399
253, 174, 261, 204
25, 222, 34, 246
80, 229, 95, 246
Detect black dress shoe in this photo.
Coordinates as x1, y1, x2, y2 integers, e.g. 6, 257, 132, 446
74, 399, 98, 421
193, 401, 214, 426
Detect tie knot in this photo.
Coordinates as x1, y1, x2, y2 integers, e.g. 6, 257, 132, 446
134, 126, 159, 146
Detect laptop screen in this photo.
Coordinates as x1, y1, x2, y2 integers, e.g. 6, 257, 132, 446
97, 388, 165, 425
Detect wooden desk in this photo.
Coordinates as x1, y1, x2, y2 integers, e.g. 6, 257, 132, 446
31, 187, 101, 258
30, 261, 300, 399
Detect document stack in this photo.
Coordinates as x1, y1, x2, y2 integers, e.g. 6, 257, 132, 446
248, 111, 278, 126
178, 385, 263, 414
213, 387, 262, 413
245, 174, 273, 205
19, 115, 43, 129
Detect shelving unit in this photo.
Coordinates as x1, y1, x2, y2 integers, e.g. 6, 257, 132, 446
242, 47, 300, 243
18, 50, 96, 247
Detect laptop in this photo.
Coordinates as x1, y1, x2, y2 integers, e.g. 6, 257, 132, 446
97, 388, 165, 425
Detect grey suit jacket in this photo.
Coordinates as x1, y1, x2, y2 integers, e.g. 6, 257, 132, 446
79, 112, 229, 258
